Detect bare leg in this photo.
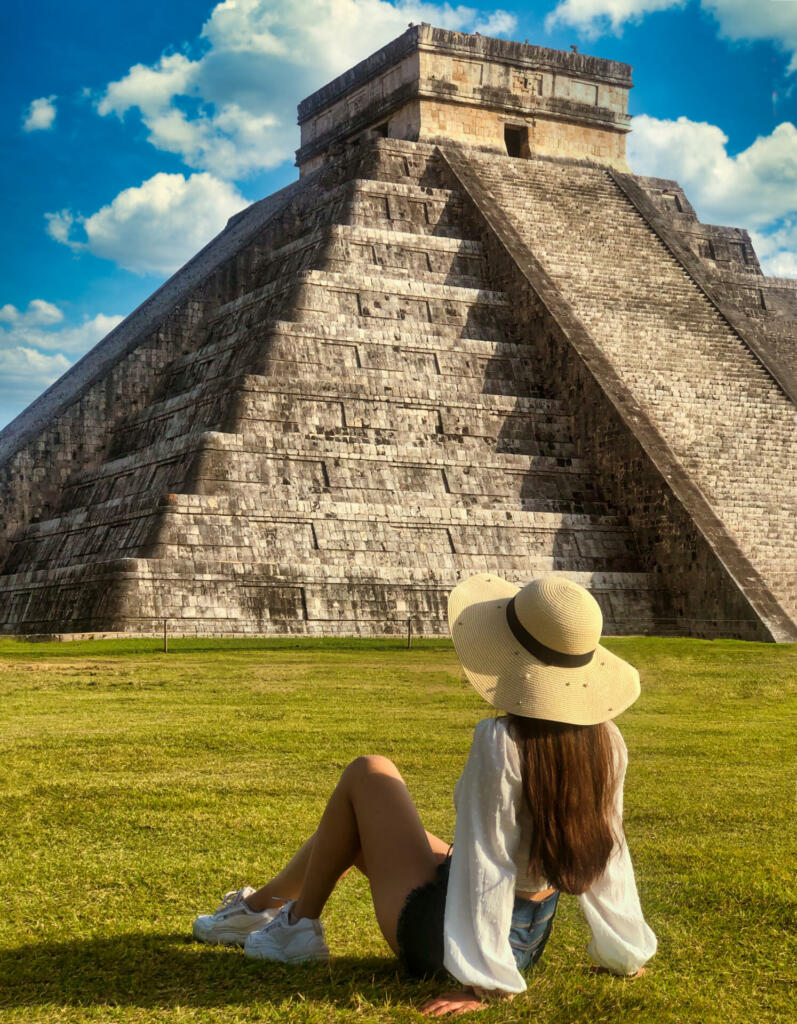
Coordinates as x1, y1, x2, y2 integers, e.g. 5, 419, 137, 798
251, 755, 447, 953
246, 822, 448, 916
245, 835, 317, 912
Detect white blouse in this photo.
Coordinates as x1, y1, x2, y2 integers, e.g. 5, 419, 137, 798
443, 717, 657, 993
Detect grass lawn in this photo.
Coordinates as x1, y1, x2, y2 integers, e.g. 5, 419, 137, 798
0, 635, 795, 1023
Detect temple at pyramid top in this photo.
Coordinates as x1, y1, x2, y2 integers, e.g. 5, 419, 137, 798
296, 24, 633, 175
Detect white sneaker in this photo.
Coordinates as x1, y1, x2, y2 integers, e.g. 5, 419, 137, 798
244, 900, 330, 963
192, 886, 276, 945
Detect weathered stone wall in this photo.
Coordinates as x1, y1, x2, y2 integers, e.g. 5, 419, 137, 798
413, 99, 628, 167
299, 51, 421, 159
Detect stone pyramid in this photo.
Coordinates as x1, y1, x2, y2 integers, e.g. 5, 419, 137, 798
1, 26, 795, 640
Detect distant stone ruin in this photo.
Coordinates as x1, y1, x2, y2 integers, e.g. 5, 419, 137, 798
1, 25, 795, 640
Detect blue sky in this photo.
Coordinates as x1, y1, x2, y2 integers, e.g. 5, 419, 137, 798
3, 0, 797, 429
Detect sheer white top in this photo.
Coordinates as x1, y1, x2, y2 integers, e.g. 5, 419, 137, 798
443, 717, 657, 993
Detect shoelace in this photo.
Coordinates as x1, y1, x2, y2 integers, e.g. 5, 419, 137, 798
215, 889, 247, 913
262, 900, 293, 931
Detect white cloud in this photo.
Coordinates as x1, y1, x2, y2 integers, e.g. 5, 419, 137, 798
750, 221, 797, 278
0, 305, 125, 423
46, 171, 248, 276
628, 116, 797, 227
546, 0, 797, 68
702, 0, 797, 73
0, 308, 124, 355
44, 209, 75, 246
0, 299, 64, 327
545, 0, 683, 35
97, 53, 198, 120
473, 10, 517, 35
94, 0, 517, 179
0, 342, 72, 431
198, 0, 506, 70
627, 115, 797, 277
22, 95, 57, 132
0, 346, 71, 387
143, 104, 285, 179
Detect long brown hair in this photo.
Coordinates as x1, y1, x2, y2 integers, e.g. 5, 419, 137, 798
507, 714, 622, 895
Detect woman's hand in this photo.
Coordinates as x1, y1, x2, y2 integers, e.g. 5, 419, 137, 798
420, 988, 486, 1016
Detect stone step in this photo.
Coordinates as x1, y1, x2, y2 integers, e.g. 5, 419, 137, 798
8, 501, 644, 574
195, 335, 537, 389
3, 510, 160, 574
161, 317, 538, 396
67, 427, 595, 494
240, 423, 575, 458
232, 226, 326, 295
321, 224, 487, 288
237, 370, 546, 410
107, 368, 567, 460
267, 317, 509, 345
110, 384, 573, 460
147, 547, 641, 576
164, 492, 631, 531
0, 557, 663, 637
118, 557, 659, 591
196, 472, 604, 513
262, 266, 504, 307
56, 478, 609, 531
240, 223, 490, 299
213, 267, 508, 327
214, 431, 580, 469
159, 333, 542, 402
344, 177, 471, 239
327, 222, 484, 256
152, 505, 641, 558
319, 224, 488, 289
202, 267, 511, 344
9, 490, 633, 550
60, 466, 611, 522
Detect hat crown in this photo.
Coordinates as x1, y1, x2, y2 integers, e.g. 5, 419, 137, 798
514, 577, 602, 656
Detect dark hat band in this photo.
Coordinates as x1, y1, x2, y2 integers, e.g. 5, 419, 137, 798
506, 596, 595, 668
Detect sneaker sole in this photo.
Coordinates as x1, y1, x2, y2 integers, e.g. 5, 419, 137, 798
192, 925, 255, 946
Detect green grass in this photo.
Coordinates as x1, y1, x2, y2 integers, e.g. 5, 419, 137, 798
0, 636, 795, 1023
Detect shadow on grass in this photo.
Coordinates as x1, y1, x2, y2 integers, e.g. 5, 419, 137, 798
0, 932, 425, 1010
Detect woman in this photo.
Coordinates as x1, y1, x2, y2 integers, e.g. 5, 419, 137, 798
193, 574, 657, 1015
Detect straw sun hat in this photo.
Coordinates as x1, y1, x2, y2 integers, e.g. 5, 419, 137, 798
448, 573, 640, 726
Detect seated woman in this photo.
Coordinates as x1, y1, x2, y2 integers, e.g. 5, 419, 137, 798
193, 574, 657, 1015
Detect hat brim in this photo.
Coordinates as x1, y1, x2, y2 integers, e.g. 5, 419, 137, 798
448, 573, 640, 726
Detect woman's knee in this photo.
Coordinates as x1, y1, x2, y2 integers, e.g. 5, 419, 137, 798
344, 754, 401, 783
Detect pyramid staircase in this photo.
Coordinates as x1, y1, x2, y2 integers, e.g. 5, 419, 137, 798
441, 149, 797, 636
0, 144, 664, 636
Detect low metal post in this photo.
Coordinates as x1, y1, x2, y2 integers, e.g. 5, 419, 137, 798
163, 618, 168, 653
407, 617, 412, 649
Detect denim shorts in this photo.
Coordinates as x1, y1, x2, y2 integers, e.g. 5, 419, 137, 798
396, 854, 559, 978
